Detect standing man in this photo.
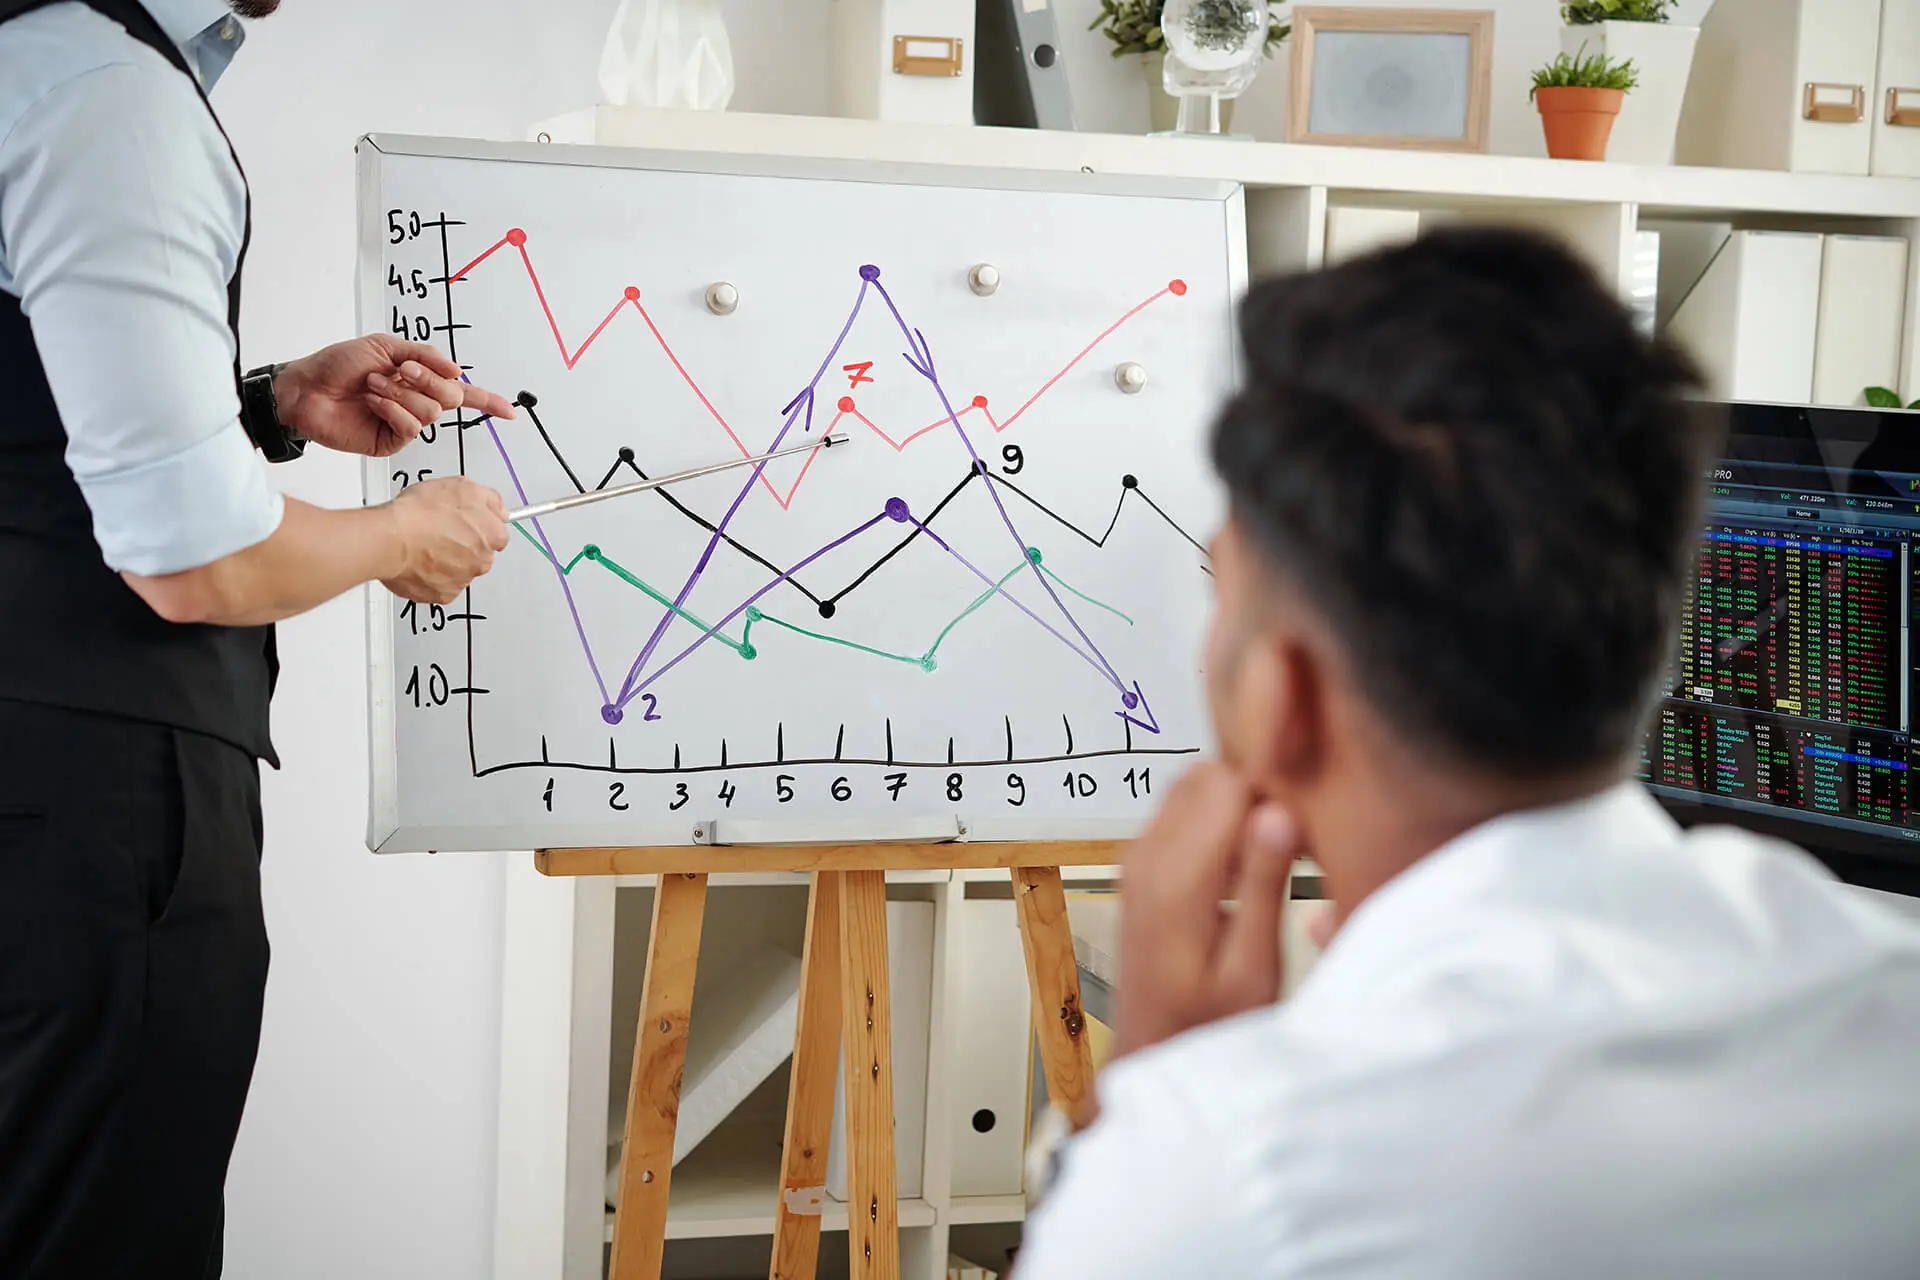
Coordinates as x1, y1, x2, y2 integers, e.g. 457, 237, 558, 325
0, 1, 519, 1275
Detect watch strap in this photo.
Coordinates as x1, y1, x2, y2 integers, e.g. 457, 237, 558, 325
241, 362, 306, 463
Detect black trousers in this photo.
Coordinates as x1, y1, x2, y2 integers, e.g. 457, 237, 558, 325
0, 700, 268, 1278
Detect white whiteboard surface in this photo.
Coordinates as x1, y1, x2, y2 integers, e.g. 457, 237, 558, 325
359, 135, 1243, 852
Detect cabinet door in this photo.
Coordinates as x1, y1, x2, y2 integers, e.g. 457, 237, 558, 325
1873, 0, 1920, 175
1792, 0, 1885, 174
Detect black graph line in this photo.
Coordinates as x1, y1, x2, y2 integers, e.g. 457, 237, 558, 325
820, 467, 982, 606
515, 393, 584, 493
988, 470, 1210, 560
505, 394, 1210, 624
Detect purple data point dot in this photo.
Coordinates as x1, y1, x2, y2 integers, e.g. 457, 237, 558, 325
1122, 692, 1140, 710
885, 497, 911, 523
859, 264, 882, 281
601, 705, 624, 725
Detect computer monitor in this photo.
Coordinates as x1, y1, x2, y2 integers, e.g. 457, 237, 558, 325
1645, 402, 1920, 894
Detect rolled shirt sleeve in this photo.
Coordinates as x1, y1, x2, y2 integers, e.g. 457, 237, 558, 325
0, 47, 282, 576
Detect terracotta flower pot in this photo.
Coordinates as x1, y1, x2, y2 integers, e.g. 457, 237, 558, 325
1535, 86, 1626, 161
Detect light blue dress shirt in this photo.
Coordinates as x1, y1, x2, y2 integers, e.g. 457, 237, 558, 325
0, 0, 282, 576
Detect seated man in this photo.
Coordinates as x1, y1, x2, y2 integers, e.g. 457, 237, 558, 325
1016, 228, 1920, 1278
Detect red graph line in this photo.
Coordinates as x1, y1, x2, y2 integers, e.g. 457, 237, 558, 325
448, 228, 1184, 508
831, 399, 1001, 452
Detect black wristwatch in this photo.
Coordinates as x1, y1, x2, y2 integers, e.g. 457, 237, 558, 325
240, 362, 307, 463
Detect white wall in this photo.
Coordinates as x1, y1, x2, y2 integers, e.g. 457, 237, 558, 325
213, 2, 1712, 1275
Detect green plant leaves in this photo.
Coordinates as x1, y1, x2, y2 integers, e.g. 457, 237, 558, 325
1531, 43, 1639, 96
1862, 386, 1918, 410
1562, 0, 1674, 23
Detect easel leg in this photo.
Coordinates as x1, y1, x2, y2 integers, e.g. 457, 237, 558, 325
608, 871, 709, 1280
771, 872, 844, 1280
1014, 866, 1095, 1121
839, 869, 899, 1280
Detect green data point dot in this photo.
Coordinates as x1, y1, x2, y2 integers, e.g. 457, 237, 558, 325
1027, 546, 1043, 564
582, 544, 601, 559
745, 606, 763, 622
919, 657, 938, 672
739, 644, 758, 661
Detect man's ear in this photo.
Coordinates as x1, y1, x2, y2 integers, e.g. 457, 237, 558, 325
1234, 630, 1326, 795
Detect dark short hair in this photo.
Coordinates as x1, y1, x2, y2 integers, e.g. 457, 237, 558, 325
1212, 227, 1718, 776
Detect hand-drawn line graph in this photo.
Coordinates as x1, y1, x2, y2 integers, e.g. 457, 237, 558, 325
409, 205, 1218, 783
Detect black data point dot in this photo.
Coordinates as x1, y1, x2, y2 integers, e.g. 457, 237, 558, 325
974, 459, 990, 476
515, 390, 537, 408
818, 601, 838, 620
1122, 474, 1139, 489
618, 447, 636, 463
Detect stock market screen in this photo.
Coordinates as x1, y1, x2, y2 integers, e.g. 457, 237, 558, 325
1642, 404, 1920, 860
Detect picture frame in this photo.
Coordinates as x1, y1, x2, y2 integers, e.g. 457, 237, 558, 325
1287, 7, 1496, 153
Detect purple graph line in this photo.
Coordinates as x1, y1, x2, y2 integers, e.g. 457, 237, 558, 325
609, 275, 876, 711
477, 410, 613, 707
869, 278, 1138, 709
628, 510, 894, 700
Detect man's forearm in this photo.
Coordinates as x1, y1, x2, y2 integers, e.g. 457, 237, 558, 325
122, 497, 403, 627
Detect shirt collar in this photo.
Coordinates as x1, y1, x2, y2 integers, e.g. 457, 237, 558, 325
140, 0, 245, 89
1290, 781, 1681, 1007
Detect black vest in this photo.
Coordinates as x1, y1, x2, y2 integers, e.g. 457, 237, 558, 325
0, 0, 276, 763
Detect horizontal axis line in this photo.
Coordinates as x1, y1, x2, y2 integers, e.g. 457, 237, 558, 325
473, 744, 1198, 778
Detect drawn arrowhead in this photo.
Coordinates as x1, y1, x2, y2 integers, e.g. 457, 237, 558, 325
1115, 681, 1161, 735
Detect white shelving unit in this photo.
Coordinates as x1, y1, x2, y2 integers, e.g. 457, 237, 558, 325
491, 108, 1920, 1280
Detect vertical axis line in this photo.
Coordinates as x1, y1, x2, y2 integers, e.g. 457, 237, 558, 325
435, 212, 480, 779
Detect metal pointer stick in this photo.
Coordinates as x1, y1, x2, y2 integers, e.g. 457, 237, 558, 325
506, 433, 852, 523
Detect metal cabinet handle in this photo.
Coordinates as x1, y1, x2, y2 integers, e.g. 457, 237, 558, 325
1888, 87, 1920, 128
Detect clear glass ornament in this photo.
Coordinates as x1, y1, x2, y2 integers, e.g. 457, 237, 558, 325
1159, 0, 1270, 135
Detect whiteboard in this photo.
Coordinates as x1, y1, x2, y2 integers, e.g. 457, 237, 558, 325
358, 135, 1243, 853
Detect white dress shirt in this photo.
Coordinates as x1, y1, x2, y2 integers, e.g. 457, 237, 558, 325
0, 0, 281, 576
1020, 784, 1920, 1279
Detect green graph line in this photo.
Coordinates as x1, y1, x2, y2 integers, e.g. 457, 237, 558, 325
513, 524, 746, 655
512, 525, 1132, 673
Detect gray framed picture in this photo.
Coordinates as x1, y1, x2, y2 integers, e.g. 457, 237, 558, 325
1287, 7, 1495, 153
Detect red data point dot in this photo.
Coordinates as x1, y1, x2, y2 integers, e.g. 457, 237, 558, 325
1169, 278, 1188, 296
837, 396, 856, 413
505, 228, 527, 247
972, 395, 989, 409
624, 286, 641, 301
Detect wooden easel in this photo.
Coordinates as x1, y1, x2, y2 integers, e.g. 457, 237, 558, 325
535, 840, 1118, 1280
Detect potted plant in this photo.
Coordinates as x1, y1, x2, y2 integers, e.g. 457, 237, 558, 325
1532, 46, 1639, 161
1560, 0, 1710, 165
1090, 0, 1289, 133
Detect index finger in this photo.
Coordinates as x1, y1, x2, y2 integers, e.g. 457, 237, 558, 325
459, 381, 519, 421
1123, 762, 1255, 910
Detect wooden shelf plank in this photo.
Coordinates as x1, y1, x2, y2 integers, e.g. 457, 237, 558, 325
539, 841, 1122, 878
530, 106, 1920, 221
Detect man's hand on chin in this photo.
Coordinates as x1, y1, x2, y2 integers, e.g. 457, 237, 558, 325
1114, 762, 1304, 1060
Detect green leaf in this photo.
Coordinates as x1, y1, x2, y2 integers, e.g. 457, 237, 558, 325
1865, 386, 1905, 409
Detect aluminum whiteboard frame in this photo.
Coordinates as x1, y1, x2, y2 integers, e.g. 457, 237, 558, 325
358, 132, 1247, 853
